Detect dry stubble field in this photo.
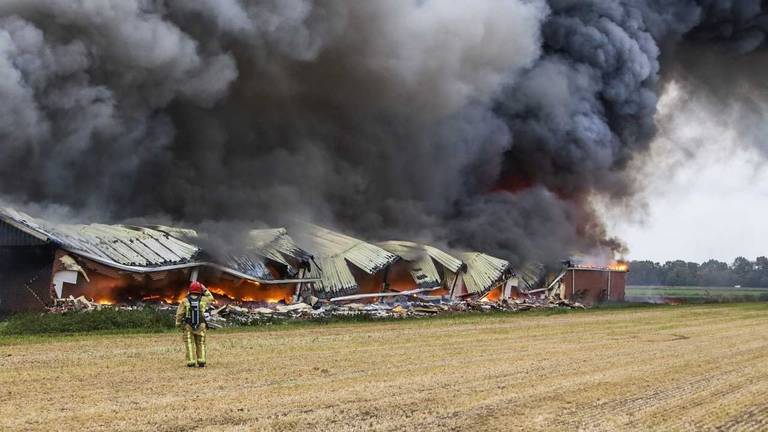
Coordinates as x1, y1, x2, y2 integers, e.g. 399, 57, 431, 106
1, 303, 767, 431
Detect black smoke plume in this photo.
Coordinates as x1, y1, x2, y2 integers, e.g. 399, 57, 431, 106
0, 1, 764, 265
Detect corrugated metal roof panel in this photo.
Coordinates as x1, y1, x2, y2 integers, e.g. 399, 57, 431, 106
306, 254, 357, 295
225, 255, 272, 280
424, 245, 464, 273
377, 241, 442, 289
293, 223, 398, 294
460, 252, 511, 294
407, 253, 441, 288
0, 207, 200, 268
247, 228, 311, 268
517, 262, 546, 290
0, 220, 48, 246
294, 223, 397, 274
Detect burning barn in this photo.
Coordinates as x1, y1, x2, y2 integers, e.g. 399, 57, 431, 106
290, 223, 522, 303
456, 252, 516, 301
290, 222, 520, 303
179, 227, 315, 304
0, 208, 317, 313
376, 241, 466, 298
544, 261, 629, 305
0, 205, 618, 315
293, 223, 399, 300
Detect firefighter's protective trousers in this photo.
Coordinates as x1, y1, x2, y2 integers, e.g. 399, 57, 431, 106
183, 324, 207, 365
175, 290, 215, 366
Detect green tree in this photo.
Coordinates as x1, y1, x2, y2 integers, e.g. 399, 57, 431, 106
662, 260, 698, 286
699, 259, 731, 286
732, 256, 753, 286
752, 256, 768, 287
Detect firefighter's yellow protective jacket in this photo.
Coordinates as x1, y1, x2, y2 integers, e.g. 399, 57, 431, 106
175, 290, 215, 335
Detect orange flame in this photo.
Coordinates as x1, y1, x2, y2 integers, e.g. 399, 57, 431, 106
609, 262, 629, 272
571, 261, 629, 272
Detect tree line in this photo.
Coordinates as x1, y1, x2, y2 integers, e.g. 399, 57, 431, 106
628, 257, 768, 287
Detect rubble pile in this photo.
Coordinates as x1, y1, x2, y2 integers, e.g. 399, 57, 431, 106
47, 295, 176, 313
46, 295, 586, 327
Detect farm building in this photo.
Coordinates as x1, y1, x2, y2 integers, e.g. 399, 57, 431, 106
293, 227, 520, 302
374, 242, 518, 302
376, 241, 464, 296
0, 206, 598, 312
291, 223, 399, 300
0, 207, 318, 313
458, 252, 517, 301
545, 262, 629, 305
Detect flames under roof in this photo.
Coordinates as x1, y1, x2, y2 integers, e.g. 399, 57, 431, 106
0, 207, 314, 283
0, 207, 516, 295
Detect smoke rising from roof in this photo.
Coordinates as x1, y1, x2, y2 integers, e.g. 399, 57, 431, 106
0, 1, 764, 266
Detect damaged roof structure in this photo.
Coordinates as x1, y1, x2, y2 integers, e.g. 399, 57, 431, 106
0, 207, 313, 283
0, 206, 622, 313
376, 241, 445, 290
0, 207, 319, 312
292, 223, 517, 302
0, 207, 200, 272
459, 252, 512, 296
292, 223, 398, 297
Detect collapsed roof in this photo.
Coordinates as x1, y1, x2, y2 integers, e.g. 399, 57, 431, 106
0, 207, 515, 295
460, 252, 512, 294
376, 241, 465, 289
0, 207, 315, 283
247, 228, 312, 273
0, 207, 199, 269
292, 223, 398, 295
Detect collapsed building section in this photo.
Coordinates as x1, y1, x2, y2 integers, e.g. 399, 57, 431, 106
457, 252, 516, 301
376, 241, 467, 298
0, 207, 627, 314
291, 223, 520, 302
542, 260, 628, 305
0, 208, 318, 313
292, 223, 399, 300
180, 227, 315, 304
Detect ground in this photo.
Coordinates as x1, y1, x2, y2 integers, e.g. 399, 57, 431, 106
1, 304, 767, 431
627, 285, 768, 303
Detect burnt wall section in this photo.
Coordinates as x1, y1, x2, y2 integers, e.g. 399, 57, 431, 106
0, 245, 55, 314
563, 269, 626, 305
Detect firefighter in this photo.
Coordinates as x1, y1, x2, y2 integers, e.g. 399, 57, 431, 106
175, 281, 216, 367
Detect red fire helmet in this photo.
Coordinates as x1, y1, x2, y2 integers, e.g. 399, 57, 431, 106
188, 281, 205, 294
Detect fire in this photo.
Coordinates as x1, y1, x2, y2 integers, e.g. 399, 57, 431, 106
571, 261, 629, 272
96, 299, 115, 305
209, 287, 227, 296
609, 262, 629, 272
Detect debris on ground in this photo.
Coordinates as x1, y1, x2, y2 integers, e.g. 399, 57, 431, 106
45, 295, 586, 327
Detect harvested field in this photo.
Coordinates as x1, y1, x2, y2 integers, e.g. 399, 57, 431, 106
2, 304, 768, 431
627, 285, 768, 303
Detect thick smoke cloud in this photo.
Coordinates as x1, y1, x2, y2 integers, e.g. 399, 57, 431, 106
0, 1, 765, 266
455, 0, 768, 262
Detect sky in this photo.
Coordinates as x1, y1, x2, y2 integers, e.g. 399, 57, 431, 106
601, 82, 768, 264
